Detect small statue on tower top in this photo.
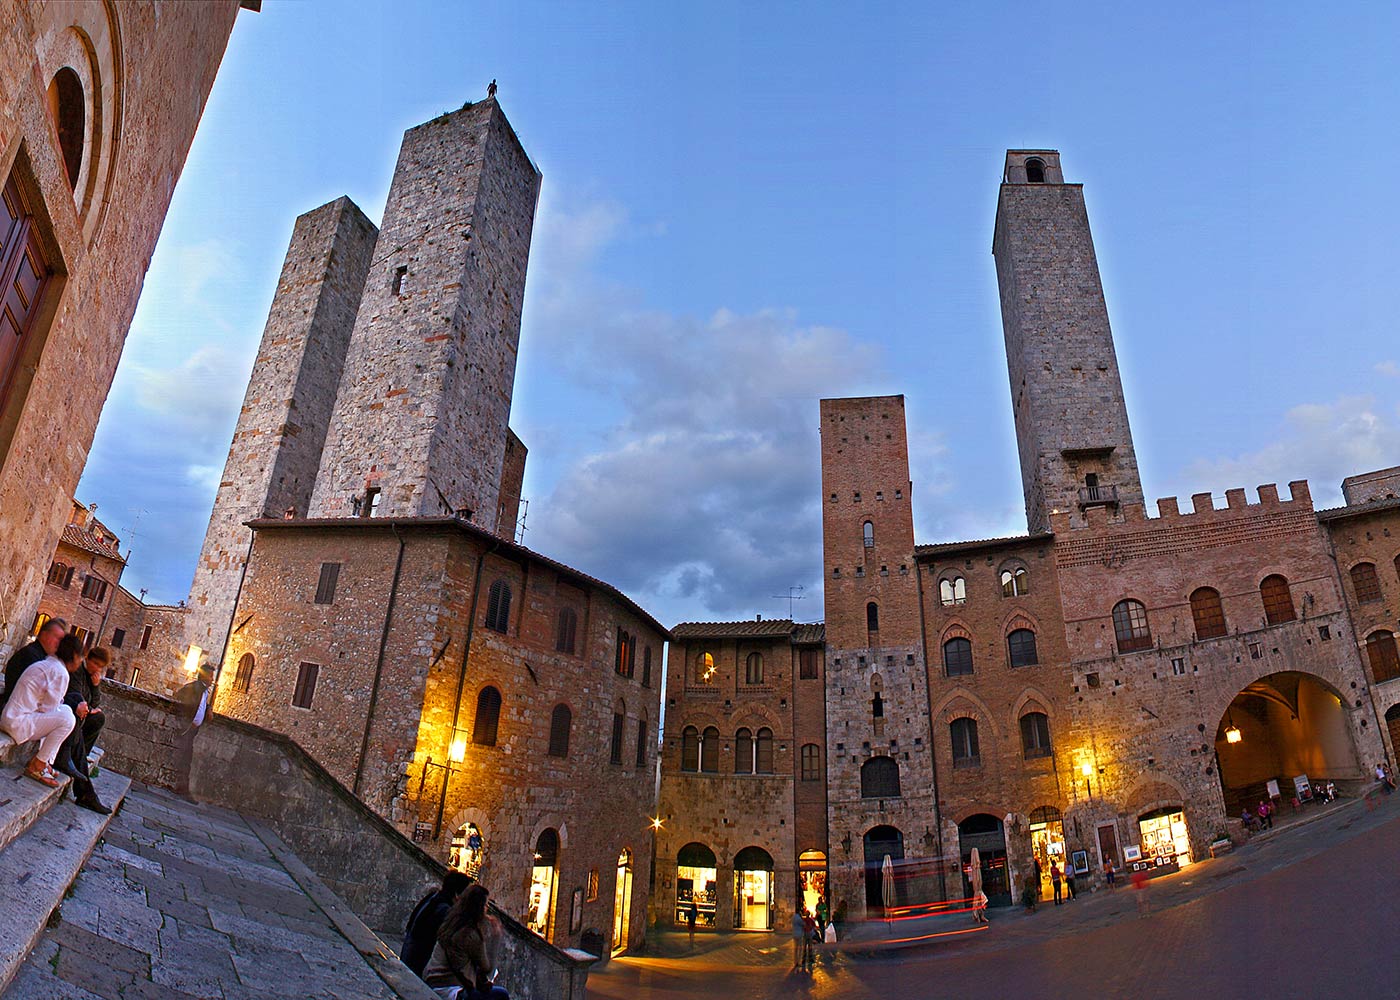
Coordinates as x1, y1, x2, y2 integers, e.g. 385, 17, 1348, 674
487, 79, 497, 99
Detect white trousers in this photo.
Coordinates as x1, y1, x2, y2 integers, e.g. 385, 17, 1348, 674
1, 705, 75, 765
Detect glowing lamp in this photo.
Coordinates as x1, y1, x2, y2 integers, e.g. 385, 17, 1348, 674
1224, 726, 1242, 744
650, 817, 664, 831
183, 645, 204, 675
1080, 762, 1093, 778
448, 737, 468, 763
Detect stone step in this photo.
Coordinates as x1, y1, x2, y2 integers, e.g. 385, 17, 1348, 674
0, 767, 130, 995
0, 733, 40, 769
0, 763, 69, 856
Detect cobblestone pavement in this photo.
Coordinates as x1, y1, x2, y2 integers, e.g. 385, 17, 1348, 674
5, 784, 399, 1000
591, 794, 1400, 999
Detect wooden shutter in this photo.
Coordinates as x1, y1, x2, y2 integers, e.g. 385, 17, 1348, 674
0, 178, 50, 407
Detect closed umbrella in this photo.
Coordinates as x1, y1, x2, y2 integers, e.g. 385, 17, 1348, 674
881, 855, 895, 918
969, 847, 983, 899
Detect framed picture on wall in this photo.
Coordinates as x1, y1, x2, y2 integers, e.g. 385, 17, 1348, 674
570, 888, 583, 933
1071, 850, 1089, 875
1123, 846, 1141, 862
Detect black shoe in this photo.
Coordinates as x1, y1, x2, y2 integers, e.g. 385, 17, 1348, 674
75, 795, 112, 815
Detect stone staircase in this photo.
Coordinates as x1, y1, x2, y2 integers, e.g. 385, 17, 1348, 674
0, 732, 129, 994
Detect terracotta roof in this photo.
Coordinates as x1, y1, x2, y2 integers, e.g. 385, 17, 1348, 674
1316, 496, 1400, 522
792, 623, 826, 644
671, 619, 825, 643
915, 532, 1053, 558
60, 524, 125, 562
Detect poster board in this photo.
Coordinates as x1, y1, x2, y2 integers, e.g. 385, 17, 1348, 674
1266, 778, 1280, 799
1071, 850, 1089, 875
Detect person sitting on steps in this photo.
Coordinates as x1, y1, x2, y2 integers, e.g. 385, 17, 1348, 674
0, 632, 78, 789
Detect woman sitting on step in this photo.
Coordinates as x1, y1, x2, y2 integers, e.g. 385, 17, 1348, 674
0, 633, 79, 788
423, 883, 509, 1000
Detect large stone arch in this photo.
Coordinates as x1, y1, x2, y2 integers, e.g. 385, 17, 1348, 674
1010, 685, 1059, 727
931, 687, 1001, 740
1123, 773, 1190, 818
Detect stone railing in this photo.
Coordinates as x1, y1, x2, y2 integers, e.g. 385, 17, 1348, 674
94, 683, 592, 1000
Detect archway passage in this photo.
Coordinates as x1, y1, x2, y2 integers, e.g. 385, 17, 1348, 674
1215, 671, 1363, 817
527, 829, 559, 939
863, 826, 904, 915
732, 846, 774, 930
799, 849, 827, 918
675, 842, 717, 928
958, 814, 1010, 907
612, 848, 633, 956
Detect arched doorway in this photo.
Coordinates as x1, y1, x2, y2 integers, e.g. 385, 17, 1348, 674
863, 825, 904, 915
527, 829, 559, 938
612, 848, 633, 956
448, 821, 486, 878
798, 849, 827, 917
1385, 705, 1400, 765
732, 846, 775, 930
675, 842, 717, 928
958, 814, 1010, 907
1028, 806, 1065, 901
1215, 671, 1363, 817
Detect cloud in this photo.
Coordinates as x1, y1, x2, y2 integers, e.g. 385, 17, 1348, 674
131, 344, 248, 445
1177, 395, 1400, 508
1376, 360, 1400, 377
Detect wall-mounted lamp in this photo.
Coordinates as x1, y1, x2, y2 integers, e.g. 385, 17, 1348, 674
841, 832, 852, 856
1224, 709, 1242, 744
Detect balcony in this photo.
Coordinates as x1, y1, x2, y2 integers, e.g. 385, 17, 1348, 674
1078, 483, 1119, 508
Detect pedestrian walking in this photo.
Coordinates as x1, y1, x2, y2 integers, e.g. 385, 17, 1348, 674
1257, 800, 1272, 830
686, 899, 698, 947
815, 898, 829, 938
1050, 861, 1063, 905
1105, 859, 1116, 889
1132, 867, 1150, 918
173, 662, 215, 799
1377, 763, 1397, 794
790, 907, 805, 969
802, 908, 817, 969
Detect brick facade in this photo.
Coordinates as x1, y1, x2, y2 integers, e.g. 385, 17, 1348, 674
31, 500, 125, 647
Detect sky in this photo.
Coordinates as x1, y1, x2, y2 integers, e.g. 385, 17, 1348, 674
79, 2, 1400, 628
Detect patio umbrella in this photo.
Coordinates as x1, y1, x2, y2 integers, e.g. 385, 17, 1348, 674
969, 847, 983, 900
881, 855, 895, 918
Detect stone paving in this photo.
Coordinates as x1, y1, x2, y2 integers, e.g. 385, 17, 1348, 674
4, 784, 399, 1000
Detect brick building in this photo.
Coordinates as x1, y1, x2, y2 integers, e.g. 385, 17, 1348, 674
0, 1, 252, 664
32, 499, 125, 647
654, 620, 826, 934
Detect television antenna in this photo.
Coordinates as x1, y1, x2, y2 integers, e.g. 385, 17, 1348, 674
770, 585, 805, 619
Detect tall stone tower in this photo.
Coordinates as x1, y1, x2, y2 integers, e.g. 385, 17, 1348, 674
819, 395, 938, 919
187, 197, 378, 660
309, 99, 541, 522
993, 150, 1143, 533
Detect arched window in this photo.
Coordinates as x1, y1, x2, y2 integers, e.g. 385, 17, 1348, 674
233, 652, 254, 693
700, 726, 720, 773
755, 727, 774, 774
745, 652, 764, 685
860, 755, 901, 797
801, 744, 821, 781
1001, 567, 1029, 597
1366, 630, 1400, 684
1007, 628, 1038, 667
950, 717, 980, 767
1020, 712, 1051, 758
939, 577, 967, 606
866, 602, 880, 633
472, 686, 502, 746
1260, 575, 1296, 625
47, 69, 84, 191
1112, 599, 1152, 653
615, 628, 634, 677
862, 521, 875, 548
696, 652, 716, 685
681, 726, 699, 772
734, 727, 753, 774
943, 637, 974, 677
1351, 563, 1383, 604
636, 713, 649, 767
610, 700, 626, 764
548, 704, 572, 758
871, 692, 884, 719
555, 608, 578, 654
485, 580, 511, 633
1190, 587, 1227, 640
1025, 157, 1046, 183
642, 646, 653, 687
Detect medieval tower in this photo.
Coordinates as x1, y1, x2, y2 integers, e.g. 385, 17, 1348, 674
992, 150, 1143, 534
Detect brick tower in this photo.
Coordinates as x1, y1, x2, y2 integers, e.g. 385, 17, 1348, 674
819, 395, 938, 919
308, 100, 540, 523
186, 198, 378, 660
992, 150, 1143, 533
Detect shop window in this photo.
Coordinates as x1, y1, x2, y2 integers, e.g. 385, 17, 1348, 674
681, 726, 699, 772
801, 743, 821, 781
1366, 630, 1400, 684
449, 822, 486, 877
939, 576, 966, 606
675, 843, 718, 929
696, 651, 716, 685
291, 662, 319, 709
1351, 563, 1383, 604
527, 829, 558, 938
799, 648, 820, 679
1112, 599, 1153, 653
732, 846, 775, 930
610, 699, 625, 764
1260, 575, 1296, 625
642, 646, 653, 687
1189, 587, 1227, 639
863, 521, 874, 548
755, 728, 774, 774
860, 755, 901, 797
1020, 712, 1051, 758
943, 637, 974, 677
866, 602, 879, 633
1001, 567, 1029, 597
1007, 628, 1038, 667
636, 715, 648, 767
548, 704, 571, 757
111, 628, 125, 649
734, 728, 753, 774
616, 628, 634, 677
950, 717, 980, 768
745, 651, 764, 685
555, 608, 578, 654
484, 580, 511, 633
80, 575, 108, 603
314, 562, 340, 605
472, 686, 502, 746
700, 726, 720, 773
233, 652, 254, 694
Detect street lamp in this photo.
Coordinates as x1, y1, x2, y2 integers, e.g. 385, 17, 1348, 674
1081, 761, 1094, 801
1224, 709, 1242, 744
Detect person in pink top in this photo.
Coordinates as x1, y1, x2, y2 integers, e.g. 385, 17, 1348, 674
0, 633, 80, 787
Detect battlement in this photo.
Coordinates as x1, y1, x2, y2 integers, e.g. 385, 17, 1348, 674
1049, 480, 1314, 534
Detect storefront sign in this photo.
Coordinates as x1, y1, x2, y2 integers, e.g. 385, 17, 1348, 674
1266, 779, 1280, 799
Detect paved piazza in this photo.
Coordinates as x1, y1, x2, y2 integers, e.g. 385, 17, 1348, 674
591, 796, 1400, 1000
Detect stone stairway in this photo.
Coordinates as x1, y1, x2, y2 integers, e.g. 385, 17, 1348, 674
0, 732, 130, 994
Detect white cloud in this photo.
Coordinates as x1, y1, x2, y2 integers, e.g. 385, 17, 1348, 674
1376, 360, 1400, 377
131, 344, 248, 445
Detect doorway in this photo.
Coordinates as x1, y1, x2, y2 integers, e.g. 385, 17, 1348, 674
612, 848, 633, 955
732, 846, 774, 930
675, 842, 717, 928
527, 829, 558, 939
1028, 806, 1065, 900
863, 826, 904, 915
958, 814, 1010, 907
798, 849, 827, 918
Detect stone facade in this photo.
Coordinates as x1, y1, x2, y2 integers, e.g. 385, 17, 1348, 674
0, 1, 248, 662
1341, 466, 1400, 506
654, 620, 826, 934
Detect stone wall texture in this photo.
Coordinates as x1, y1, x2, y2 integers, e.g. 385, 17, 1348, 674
0, 1, 244, 660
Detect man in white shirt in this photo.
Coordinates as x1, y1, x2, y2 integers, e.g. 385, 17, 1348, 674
172, 662, 215, 799
0, 633, 79, 787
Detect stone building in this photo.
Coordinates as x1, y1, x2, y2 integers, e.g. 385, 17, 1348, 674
654, 620, 826, 934
0, 0, 252, 663
32, 499, 125, 647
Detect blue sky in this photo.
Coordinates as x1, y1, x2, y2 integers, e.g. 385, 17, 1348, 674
79, 2, 1400, 626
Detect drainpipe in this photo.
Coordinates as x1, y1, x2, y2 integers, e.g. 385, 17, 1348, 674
913, 557, 948, 902
354, 521, 407, 798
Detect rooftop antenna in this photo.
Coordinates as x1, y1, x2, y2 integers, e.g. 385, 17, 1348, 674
770, 585, 805, 619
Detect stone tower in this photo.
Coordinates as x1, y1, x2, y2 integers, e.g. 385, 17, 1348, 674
992, 150, 1143, 533
308, 99, 541, 523
819, 395, 939, 919
187, 197, 378, 660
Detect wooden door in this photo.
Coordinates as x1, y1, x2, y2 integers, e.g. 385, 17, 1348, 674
0, 176, 51, 406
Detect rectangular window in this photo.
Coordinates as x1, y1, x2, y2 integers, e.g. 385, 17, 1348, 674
111, 628, 125, 649
292, 662, 320, 709
586, 870, 599, 902
314, 562, 341, 605
636, 719, 648, 767
1171, 657, 1186, 676
610, 711, 625, 765
361, 487, 382, 517
799, 648, 819, 679
129, 667, 140, 688
80, 575, 108, 603
641, 646, 652, 687
139, 625, 152, 650
1319, 625, 1331, 641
